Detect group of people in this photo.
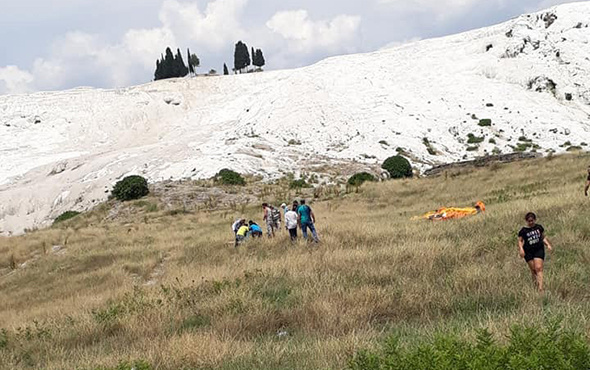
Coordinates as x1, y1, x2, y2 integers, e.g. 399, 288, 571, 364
231, 168, 590, 292
232, 199, 320, 247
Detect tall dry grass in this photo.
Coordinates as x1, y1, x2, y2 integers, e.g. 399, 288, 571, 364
1, 153, 590, 369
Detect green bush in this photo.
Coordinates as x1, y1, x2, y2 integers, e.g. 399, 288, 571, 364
382, 156, 412, 179
53, 211, 81, 224
112, 176, 149, 201
478, 119, 492, 127
215, 169, 246, 186
467, 134, 485, 144
349, 322, 590, 370
289, 179, 310, 189
515, 142, 533, 152
348, 172, 376, 187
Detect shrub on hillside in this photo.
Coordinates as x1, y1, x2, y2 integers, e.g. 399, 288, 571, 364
382, 156, 412, 179
54, 211, 81, 224
467, 133, 485, 144
215, 169, 246, 186
289, 179, 310, 189
349, 322, 590, 370
478, 119, 492, 127
112, 176, 149, 201
348, 172, 376, 187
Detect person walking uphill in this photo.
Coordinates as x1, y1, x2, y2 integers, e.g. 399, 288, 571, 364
271, 205, 282, 231
262, 203, 276, 237
285, 205, 299, 242
297, 199, 319, 243
518, 212, 553, 293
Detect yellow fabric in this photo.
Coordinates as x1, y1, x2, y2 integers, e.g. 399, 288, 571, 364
237, 225, 249, 236
413, 201, 485, 221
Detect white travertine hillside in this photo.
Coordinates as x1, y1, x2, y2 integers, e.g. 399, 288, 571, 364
1, 2, 589, 235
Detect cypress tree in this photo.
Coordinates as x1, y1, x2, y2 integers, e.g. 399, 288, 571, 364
175, 48, 188, 77
253, 49, 265, 68
244, 43, 251, 69
155, 59, 161, 80
234, 41, 250, 73
187, 48, 194, 75
223, 63, 229, 75
163, 47, 175, 79
189, 53, 200, 73
251, 47, 255, 67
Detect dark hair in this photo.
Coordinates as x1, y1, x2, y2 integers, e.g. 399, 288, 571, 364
262, 203, 268, 207
525, 212, 537, 221
248, 220, 254, 225
293, 200, 299, 205
300, 199, 306, 205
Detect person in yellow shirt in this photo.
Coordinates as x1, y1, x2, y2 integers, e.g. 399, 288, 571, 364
235, 224, 250, 247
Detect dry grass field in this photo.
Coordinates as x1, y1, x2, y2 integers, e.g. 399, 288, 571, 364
1, 153, 590, 369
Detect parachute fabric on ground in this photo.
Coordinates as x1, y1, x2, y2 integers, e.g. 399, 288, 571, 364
412, 201, 485, 221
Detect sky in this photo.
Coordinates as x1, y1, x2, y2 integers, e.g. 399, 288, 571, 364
0, 0, 580, 94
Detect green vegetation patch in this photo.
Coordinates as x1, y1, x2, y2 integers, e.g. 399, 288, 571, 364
215, 169, 246, 186
382, 155, 412, 179
422, 137, 437, 155
112, 176, 149, 201
289, 179, 311, 189
348, 172, 377, 187
478, 119, 492, 127
349, 321, 590, 370
53, 211, 81, 224
467, 134, 485, 144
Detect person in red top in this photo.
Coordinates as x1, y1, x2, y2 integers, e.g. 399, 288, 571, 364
518, 212, 553, 293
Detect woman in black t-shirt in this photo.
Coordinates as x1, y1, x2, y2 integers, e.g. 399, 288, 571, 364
518, 212, 553, 293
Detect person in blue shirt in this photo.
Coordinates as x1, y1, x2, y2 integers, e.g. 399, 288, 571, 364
297, 199, 319, 243
248, 220, 263, 238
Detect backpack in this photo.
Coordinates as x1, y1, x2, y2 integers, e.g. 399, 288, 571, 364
271, 208, 281, 222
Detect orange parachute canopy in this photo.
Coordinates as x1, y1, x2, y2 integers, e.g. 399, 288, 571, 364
412, 201, 485, 221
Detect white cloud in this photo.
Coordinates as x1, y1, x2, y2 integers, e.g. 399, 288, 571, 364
159, 0, 247, 51
0, 0, 247, 92
266, 10, 361, 53
376, 0, 497, 21
0, 66, 34, 94
0, 0, 363, 92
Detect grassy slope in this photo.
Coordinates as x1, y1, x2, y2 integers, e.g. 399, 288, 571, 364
1, 153, 590, 369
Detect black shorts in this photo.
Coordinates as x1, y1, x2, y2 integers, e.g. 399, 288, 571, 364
524, 247, 545, 262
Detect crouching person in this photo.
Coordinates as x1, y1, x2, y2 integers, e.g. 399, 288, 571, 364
249, 221, 263, 238
235, 223, 250, 247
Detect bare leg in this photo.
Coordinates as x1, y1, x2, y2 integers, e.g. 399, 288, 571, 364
527, 260, 537, 287
534, 258, 544, 293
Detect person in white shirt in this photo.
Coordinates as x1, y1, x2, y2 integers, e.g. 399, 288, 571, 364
284, 205, 299, 242
232, 219, 245, 235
